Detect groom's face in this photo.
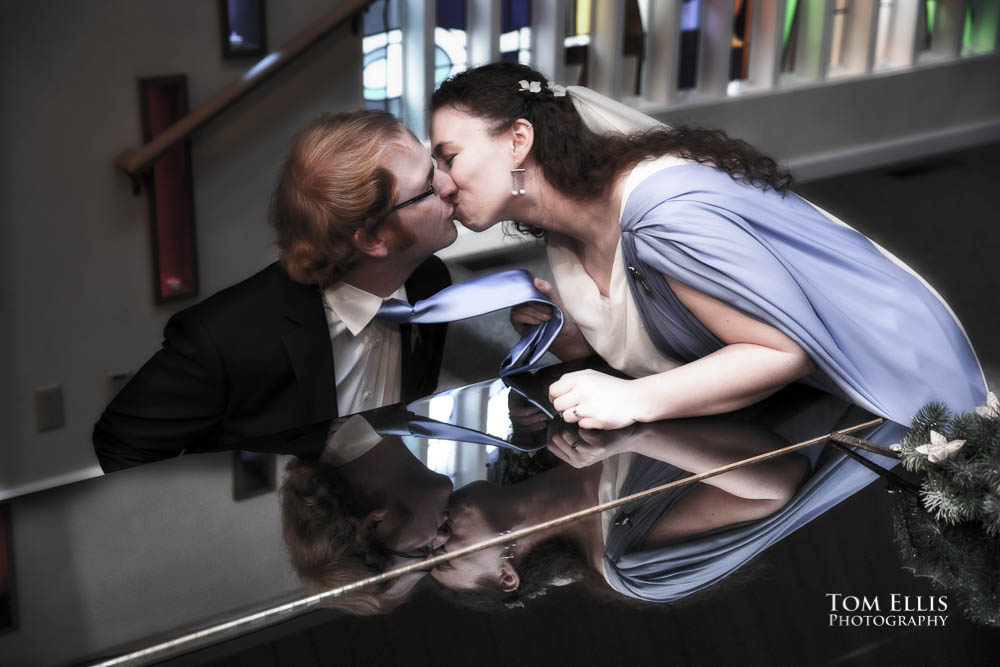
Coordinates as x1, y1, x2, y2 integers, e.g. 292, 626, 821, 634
378, 131, 458, 260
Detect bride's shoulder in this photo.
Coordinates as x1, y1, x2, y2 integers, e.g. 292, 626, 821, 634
620, 156, 706, 210
628, 153, 694, 183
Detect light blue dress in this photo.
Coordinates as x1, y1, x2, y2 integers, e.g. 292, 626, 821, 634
601, 392, 910, 602
600, 165, 987, 602
619, 164, 987, 426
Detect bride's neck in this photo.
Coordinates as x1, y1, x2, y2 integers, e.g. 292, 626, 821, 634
510, 168, 626, 253
489, 463, 603, 562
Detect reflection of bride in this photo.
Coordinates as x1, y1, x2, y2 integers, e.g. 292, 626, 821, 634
431, 418, 812, 607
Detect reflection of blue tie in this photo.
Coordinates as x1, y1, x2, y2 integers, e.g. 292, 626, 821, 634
377, 269, 563, 376
367, 408, 544, 452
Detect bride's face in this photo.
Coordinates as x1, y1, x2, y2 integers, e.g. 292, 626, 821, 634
430, 106, 518, 233
430, 482, 507, 590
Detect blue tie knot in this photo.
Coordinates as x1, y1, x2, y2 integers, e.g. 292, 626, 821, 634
375, 270, 563, 375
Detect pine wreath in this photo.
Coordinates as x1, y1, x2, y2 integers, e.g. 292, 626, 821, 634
841, 394, 1000, 627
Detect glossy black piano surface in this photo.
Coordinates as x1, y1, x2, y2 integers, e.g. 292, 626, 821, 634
1, 359, 997, 666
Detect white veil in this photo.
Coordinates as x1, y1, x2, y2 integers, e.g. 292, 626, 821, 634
566, 85, 665, 134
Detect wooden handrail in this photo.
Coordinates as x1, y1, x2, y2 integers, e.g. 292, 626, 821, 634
116, 0, 371, 178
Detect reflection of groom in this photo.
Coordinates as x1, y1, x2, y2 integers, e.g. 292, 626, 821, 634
94, 110, 458, 472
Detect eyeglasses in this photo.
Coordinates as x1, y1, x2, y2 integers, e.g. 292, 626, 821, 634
387, 183, 436, 214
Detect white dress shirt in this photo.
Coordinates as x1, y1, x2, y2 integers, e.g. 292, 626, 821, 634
321, 280, 405, 416
318, 281, 406, 465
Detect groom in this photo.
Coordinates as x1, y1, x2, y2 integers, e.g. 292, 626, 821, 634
93, 110, 459, 472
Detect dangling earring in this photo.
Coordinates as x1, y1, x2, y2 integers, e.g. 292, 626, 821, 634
510, 168, 526, 196
499, 530, 517, 560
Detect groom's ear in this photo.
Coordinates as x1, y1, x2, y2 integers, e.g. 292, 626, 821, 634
350, 508, 388, 545
353, 223, 390, 259
510, 118, 534, 164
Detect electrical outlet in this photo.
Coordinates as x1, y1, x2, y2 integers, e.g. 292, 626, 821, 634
108, 372, 133, 401
35, 385, 65, 432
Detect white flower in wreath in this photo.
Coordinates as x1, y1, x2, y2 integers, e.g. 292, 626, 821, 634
547, 81, 567, 97
975, 391, 999, 419
518, 79, 542, 93
915, 430, 966, 463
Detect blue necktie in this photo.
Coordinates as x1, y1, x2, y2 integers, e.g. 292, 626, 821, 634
377, 269, 564, 376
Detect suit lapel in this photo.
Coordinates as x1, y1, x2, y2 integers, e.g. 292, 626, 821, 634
280, 278, 338, 422
400, 258, 450, 401
399, 322, 421, 401
400, 286, 431, 402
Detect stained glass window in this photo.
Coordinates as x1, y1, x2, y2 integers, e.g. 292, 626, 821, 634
730, 0, 753, 81
874, 0, 906, 68
501, 0, 532, 64
363, 0, 403, 116
624, 0, 646, 94
564, 0, 591, 85
829, 0, 850, 68
568, 0, 592, 39
781, 0, 800, 73
220, 0, 267, 59
963, 0, 1000, 55
436, 0, 467, 87
919, 0, 937, 52
678, 0, 701, 89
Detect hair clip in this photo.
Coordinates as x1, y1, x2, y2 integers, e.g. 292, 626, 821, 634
518, 79, 542, 93
547, 81, 567, 97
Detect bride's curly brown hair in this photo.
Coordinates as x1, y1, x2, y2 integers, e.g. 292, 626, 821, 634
431, 62, 793, 237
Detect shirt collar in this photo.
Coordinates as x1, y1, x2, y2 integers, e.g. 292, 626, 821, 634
322, 281, 407, 336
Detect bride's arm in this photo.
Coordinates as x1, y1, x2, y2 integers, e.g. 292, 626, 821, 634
549, 418, 809, 499
551, 277, 816, 429
633, 276, 817, 418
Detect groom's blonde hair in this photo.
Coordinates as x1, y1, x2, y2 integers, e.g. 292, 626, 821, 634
279, 457, 394, 615
270, 110, 408, 286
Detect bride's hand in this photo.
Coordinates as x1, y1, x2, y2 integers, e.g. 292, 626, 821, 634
547, 421, 638, 468
549, 370, 644, 430
510, 277, 593, 360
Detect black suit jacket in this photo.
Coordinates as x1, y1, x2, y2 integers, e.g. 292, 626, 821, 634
93, 258, 450, 472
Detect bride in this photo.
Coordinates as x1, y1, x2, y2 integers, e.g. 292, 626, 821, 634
429, 62, 986, 430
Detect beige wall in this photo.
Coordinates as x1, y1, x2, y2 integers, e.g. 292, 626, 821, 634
0, 0, 362, 494
0, 2, 362, 662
